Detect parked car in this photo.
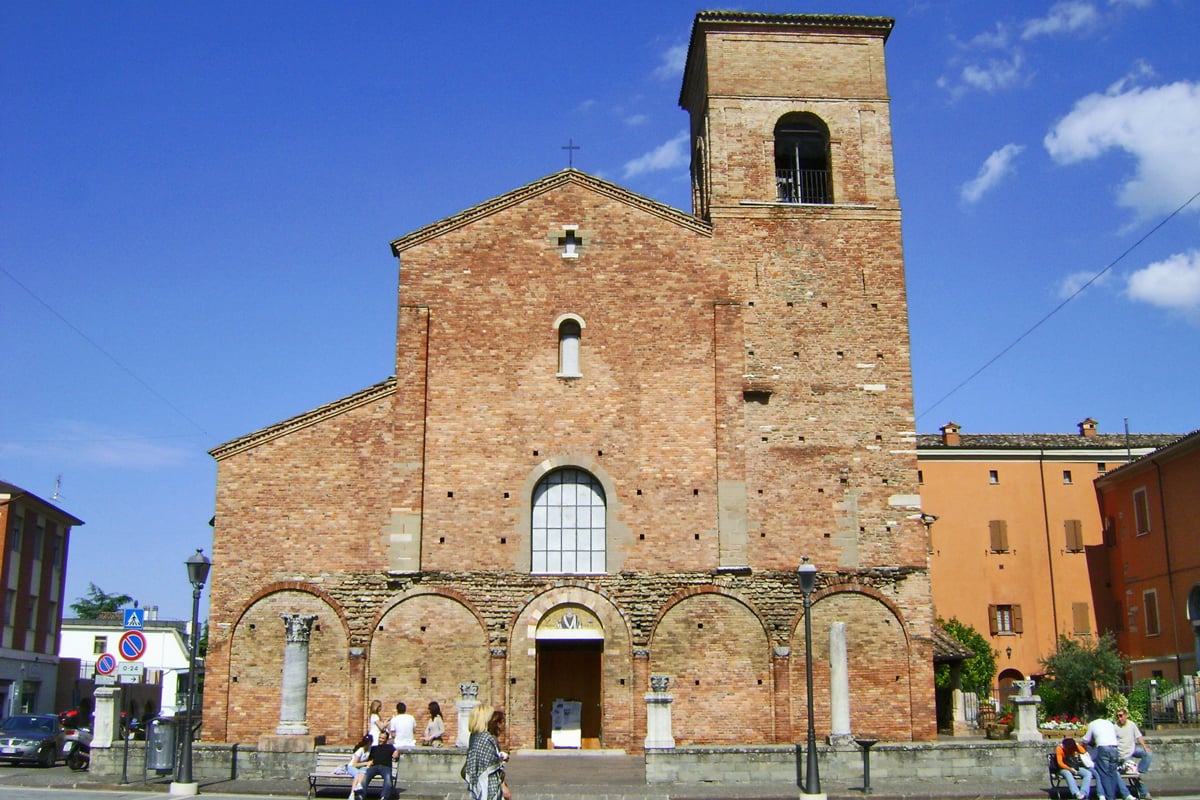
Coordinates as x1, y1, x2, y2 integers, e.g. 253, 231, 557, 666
0, 714, 65, 767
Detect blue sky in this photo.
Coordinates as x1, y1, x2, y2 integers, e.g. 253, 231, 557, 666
2, 1, 1198, 619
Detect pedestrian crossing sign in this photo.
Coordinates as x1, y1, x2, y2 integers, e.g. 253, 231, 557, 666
123, 608, 145, 629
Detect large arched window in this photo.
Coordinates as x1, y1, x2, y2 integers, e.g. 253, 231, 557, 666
531, 468, 606, 574
774, 113, 832, 204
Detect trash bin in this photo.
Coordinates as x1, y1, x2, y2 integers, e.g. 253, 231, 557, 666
146, 716, 177, 772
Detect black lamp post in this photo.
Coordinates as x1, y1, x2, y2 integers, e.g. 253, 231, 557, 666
175, 549, 211, 789
798, 557, 822, 799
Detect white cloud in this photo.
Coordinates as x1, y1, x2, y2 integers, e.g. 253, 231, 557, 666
653, 44, 687, 81
961, 144, 1025, 203
622, 131, 689, 179
1044, 79, 1200, 219
1109, 0, 1152, 8
1125, 250, 1200, 316
1021, 1, 1101, 39
624, 114, 649, 127
1057, 269, 1113, 298
0, 421, 193, 469
940, 51, 1026, 98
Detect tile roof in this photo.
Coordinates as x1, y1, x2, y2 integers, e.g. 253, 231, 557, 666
932, 624, 975, 663
916, 433, 1179, 450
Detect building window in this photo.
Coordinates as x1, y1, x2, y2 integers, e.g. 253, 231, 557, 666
1144, 589, 1161, 636
1072, 602, 1092, 635
988, 470, 999, 485
988, 520, 1009, 553
1064, 519, 1084, 552
8, 515, 21, 552
555, 314, 584, 378
1062, 470, 1073, 485
1133, 487, 1151, 535
1103, 516, 1117, 547
1097, 462, 1107, 475
774, 113, 832, 204
531, 467, 606, 574
917, 469, 923, 484
93, 635, 107, 655
989, 603, 1022, 635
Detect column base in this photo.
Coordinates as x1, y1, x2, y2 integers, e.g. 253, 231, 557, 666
168, 781, 199, 796
800, 792, 828, 800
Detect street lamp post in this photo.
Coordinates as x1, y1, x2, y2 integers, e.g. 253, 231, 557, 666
171, 549, 211, 795
798, 557, 824, 800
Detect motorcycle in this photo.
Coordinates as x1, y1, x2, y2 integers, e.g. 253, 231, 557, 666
62, 725, 91, 771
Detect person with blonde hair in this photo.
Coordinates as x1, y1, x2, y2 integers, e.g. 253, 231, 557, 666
368, 700, 384, 745
463, 704, 509, 800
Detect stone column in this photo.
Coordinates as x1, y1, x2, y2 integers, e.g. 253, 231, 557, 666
1010, 679, 1043, 742
276, 613, 318, 735
828, 622, 854, 746
644, 674, 675, 749
632, 648, 650, 754
456, 682, 480, 748
92, 686, 121, 748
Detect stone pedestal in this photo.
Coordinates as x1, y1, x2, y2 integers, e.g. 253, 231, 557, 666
951, 689, 973, 736
257, 734, 322, 752
456, 681, 480, 748
92, 686, 121, 748
644, 674, 675, 749
1010, 679, 1043, 742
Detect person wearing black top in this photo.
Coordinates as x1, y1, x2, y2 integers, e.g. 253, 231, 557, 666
354, 730, 398, 799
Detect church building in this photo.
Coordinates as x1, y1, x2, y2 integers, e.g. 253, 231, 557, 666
205, 11, 935, 749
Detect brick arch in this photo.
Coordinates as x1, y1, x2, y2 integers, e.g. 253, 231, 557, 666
507, 585, 634, 751
224, 588, 351, 743
789, 589, 912, 742
232, 580, 352, 641
649, 583, 770, 646
648, 590, 773, 745
784, 582, 912, 650
367, 591, 489, 748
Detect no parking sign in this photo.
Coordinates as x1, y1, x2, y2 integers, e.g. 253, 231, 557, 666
95, 653, 117, 675
118, 630, 147, 661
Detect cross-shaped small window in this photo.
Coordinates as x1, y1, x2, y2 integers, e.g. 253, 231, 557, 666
559, 227, 581, 259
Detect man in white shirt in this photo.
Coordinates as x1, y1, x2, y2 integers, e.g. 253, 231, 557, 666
388, 701, 417, 747
1082, 715, 1133, 800
1115, 708, 1153, 799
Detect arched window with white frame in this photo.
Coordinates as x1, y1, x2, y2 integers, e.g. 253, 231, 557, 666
555, 314, 585, 377
531, 467, 606, 574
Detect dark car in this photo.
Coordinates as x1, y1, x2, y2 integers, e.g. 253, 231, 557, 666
0, 714, 64, 767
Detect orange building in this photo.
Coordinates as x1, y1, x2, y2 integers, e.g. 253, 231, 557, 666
919, 420, 1178, 698
1094, 429, 1200, 682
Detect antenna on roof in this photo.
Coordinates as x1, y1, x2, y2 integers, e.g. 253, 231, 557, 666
52, 475, 62, 501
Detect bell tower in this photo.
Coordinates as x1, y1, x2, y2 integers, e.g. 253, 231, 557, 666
680, 11, 926, 598
681, 12, 897, 218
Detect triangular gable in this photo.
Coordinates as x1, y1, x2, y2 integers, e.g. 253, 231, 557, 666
390, 168, 710, 255
209, 377, 396, 461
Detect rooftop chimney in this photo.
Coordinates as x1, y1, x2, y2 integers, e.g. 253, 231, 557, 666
1078, 418, 1098, 438
940, 422, 961, 446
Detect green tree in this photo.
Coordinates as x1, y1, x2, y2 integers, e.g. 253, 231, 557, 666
935, 617, 997, 696
69, 583, 134, 619
1039, 633, 1127, 718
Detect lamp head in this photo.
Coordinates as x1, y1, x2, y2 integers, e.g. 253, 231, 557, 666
186, 548, 212, 589
797, 556, 818, 595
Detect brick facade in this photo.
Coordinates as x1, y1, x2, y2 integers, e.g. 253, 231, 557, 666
206, 11, 935, 748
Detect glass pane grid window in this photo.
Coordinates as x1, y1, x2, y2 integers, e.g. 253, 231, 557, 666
532, 468, 606, 574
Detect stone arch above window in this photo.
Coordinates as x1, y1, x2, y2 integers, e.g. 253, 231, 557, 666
554, 313, 585, 377
531, 467, 606, 574
774, 112, 832, 204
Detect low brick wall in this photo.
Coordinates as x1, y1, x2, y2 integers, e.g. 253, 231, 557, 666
89, 735, 1200, 786
645, 736, 1200, 784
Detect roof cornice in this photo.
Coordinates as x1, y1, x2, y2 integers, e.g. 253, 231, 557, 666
389, 169, 710, 255
209, 378, 396, 461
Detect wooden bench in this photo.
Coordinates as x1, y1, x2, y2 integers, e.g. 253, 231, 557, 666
308, 751, 397, 799
1046, 752, 1142, 799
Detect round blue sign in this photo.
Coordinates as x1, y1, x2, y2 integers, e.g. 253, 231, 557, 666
96, 653, 117, 675
118, 630, 147, 660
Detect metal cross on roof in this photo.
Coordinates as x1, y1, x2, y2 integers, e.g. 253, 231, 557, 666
562, 138, 580, 168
